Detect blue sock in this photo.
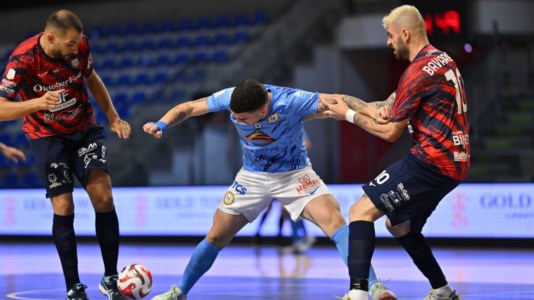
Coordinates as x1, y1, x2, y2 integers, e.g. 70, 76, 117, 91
291, 219, 306, 242
332, 224, 378, 287
178, 239, 220, 294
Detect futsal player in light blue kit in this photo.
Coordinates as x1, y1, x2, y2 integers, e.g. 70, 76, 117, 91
143, 79, 397, 300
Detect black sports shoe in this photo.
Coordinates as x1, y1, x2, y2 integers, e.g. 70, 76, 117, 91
66, 283, 89, 300
99, 275, 129, 300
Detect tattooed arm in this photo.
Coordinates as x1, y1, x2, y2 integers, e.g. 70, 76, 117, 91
304, 93, 346, 121
320, 92, 407, 142
143, 97, 210, 138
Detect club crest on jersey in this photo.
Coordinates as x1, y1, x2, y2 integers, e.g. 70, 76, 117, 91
223, 191, 235, 205
266, 113, 280, 124
71, 58, 79, 68
246, 129, 275, 146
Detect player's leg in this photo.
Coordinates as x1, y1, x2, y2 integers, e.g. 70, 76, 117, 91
75, 125, 125, 299
51, 193, 81, 292
154, 168, 270, 299
342, 194, 385, 300
180, 210, 248, 293
29, 136, 86, 298
152, 210, 249, 300
299, 194, 384, 295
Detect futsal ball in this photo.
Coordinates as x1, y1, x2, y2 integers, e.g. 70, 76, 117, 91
117, 263, 153, 299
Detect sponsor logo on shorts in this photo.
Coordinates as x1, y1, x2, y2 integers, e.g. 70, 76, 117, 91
296, 175, 321, 194
380, 183, 412, 212
380, 194, 395, 212
309, 186, 320, 195
223, 191, 235, 205
231, 181, 247, 195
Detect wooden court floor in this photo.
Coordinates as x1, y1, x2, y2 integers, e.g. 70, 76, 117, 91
1, 240, 533, 300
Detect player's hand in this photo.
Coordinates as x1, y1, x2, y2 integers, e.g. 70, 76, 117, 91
109, 117, 131, 139
143, 122, 164, 139
0, 144, 26, 163
320, 94, 349, 120
38, 89, 65, 111
375, 106, 391, 124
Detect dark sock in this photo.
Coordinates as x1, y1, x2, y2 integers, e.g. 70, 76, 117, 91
348, 221, 375, 291
95, 209, 120, 276
397, 232, 447, 289
53, 214, 79, 291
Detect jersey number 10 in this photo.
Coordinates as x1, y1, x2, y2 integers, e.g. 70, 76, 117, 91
445, 68, 467, 115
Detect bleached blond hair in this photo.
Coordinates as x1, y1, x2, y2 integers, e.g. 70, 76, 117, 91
382, 5, 426, 37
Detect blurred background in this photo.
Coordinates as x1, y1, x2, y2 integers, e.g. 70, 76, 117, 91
0, 0, 532, 241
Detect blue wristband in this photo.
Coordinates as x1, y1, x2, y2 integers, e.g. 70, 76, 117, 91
154, 121, 168, 132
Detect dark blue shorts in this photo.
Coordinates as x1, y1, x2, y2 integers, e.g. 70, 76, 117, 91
29, 125, 109, 198
362, 154, 460, 233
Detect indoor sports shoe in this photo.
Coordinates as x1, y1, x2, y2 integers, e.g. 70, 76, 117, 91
66, 283, 89, 300
423, 289, 460, 300
99, 275, 129, 300
338, 289, 368, 300
151, 284, 187, 300
370, 282, 397, 300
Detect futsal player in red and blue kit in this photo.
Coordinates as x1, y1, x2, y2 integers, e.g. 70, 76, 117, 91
0, 9, 131, 300
322, 5, 470, 300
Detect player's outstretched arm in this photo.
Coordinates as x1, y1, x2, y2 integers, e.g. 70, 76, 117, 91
0, 143, 26, 163
0, 91, 63, 121
86, 71, 131, 139
143, 97, 210, 138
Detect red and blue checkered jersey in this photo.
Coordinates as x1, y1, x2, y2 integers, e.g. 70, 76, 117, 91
0, 33, 95, 139
390, 45, 470, 181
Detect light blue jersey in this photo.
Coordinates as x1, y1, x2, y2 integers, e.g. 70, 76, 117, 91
207, 84, 319, 172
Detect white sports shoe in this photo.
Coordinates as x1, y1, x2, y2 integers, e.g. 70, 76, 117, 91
423, 289, 460, 300
150, 285, 186, 300
339, 289, 368, 300
369, 282, 397, 300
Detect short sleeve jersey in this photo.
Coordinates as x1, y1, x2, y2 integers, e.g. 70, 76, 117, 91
208, 84, 318, 173
0, 33, 95, 139
390, 45, 470, 181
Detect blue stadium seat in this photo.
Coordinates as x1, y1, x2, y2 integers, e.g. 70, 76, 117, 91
177, 19, 196, 31
130, 91, 147, 105
157, 37, 175, 49
152, 72, 169, 85
195, 35, 213, 47
154, 54, 173, 66
120, 40, 140, 52
115, 74, 133, 86
193, 51, 209, 63
174, 53, 190, 65
139, 39, 156, 51
214, 33, 232, 45
234, 31, 250, 43
212, 50, 229, 63
117, 57, 135, 69
159, 20, 176, 32
215, 15, 234, 28
252, 11, 269, 25
134, 73, 151, 85
197, 16, 213, 29
176, 36, 193, 48
234, 13, 251, 26
124, 23, 141, 35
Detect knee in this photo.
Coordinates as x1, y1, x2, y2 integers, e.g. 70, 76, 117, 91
92, 195, 114, 212
348, 204, 363, 221
205, 232, 230, 249
385, 219, 410, 238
